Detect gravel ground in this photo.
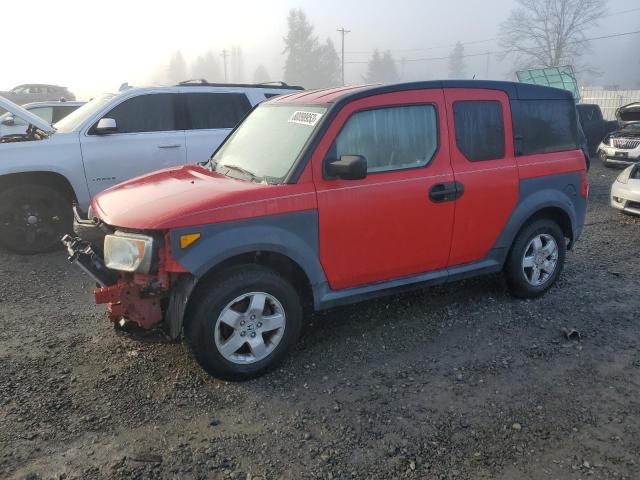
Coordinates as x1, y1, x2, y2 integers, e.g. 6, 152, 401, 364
1, 161, 639, 480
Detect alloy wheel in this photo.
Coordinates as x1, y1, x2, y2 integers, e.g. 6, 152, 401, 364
521, 233, 559, 287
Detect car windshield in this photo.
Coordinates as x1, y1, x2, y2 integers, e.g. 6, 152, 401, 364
54, 94, 115, 132
622, 122, 640, 132
210, 104, 326, 183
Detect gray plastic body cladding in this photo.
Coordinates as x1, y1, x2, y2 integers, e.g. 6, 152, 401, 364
491, 171, 586, 262
169, 210, 326, 285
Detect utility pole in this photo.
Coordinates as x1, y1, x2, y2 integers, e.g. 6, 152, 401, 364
221, 49, 230, 82
337, 27, 351, 86
485, 52, 490, 80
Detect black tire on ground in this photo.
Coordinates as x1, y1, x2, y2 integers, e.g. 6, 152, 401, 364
185, 264, 303, 381
504, 218, 566, 299
0, 183, 73, 254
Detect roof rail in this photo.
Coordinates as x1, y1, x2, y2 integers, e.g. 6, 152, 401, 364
176, 79, 304, 90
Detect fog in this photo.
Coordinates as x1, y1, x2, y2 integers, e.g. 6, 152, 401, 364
2, 0, 639, 100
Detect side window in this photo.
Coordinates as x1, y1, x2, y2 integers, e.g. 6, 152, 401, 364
511, 99, 577, 155
453, 101, 505, 161
332, 105, 438, 173
28, 107, 54, 124
101, 94, 176, 134
184, 93, 252, 130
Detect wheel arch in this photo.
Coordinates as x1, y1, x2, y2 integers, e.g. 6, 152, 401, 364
0, 171, 78, 203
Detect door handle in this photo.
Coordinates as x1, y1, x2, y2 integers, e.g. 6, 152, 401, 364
158, 144, 181, 149
429, 181, 464, 203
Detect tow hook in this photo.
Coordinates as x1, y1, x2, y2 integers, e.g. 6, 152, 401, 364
61, 234, 118, 286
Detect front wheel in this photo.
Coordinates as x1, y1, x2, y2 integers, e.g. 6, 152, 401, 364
185, 265, 303, 381
504, 219, 566, 299
0, 183, 73, 254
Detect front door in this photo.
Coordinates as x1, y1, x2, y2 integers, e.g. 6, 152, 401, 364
80, 93, 186, 197
312, 89, 456, 290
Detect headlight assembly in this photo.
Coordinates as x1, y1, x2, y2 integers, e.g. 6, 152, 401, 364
104, 231, 154, 273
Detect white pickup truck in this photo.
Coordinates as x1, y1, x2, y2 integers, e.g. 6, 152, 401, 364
0, 82, 303, 253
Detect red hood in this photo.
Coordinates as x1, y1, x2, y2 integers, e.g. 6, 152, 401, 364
92, 165, 315, 230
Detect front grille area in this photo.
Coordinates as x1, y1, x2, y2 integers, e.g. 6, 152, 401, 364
613, 138, 640, 150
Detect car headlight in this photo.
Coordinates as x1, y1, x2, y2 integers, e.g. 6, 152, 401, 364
104, 231, 154, 273
617, 166, 634, 184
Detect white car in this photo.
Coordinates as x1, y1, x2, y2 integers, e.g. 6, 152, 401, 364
0, 82, 303, 254
0, 100, 84, 137
610, 163, 640, 215
597, 122, 640, 167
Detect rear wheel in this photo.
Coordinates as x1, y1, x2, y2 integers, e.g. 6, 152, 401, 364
0, 183, 73, 254
185, 265, 303, 381
504, 219, 566, 299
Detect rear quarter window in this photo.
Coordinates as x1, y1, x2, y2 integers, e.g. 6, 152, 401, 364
512, 99, 578, 155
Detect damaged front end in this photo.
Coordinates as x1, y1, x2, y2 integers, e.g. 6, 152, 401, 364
62, 207, 194, 338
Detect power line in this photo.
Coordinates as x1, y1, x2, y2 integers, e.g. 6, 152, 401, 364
344, 7, 640, 57
345, 29, 640, 65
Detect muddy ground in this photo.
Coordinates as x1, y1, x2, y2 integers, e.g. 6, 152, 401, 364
1, 161, 639, 480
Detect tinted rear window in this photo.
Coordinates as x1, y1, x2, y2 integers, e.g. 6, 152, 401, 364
184, 93, 252, 130
453, 101, 505, 161
512, 99, 578, 155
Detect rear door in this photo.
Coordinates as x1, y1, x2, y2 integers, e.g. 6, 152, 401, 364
444, 88, 519, 266
312, 89, 456, 290
182, 92, 253, 164
80, 93, 187, 197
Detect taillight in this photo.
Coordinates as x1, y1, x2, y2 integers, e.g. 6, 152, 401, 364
580, 169, 589, 198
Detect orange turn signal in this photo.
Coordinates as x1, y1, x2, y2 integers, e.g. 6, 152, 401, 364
179, 233, 201, 249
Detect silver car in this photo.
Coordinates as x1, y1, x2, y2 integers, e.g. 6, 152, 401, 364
611, 162, 640, 215
0, 100, 84, 138
0, 84, 75, 105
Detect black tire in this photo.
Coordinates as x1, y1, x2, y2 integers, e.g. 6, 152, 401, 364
185, 264, 303, 381
504, 219, 566, 299
0, 183, 73, 254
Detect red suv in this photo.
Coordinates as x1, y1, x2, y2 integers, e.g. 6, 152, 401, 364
64, 81, 588, 380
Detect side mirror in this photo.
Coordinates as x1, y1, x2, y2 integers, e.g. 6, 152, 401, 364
326, 155, 367, 180
95, 117, 117, 134
1, 115, 15, 126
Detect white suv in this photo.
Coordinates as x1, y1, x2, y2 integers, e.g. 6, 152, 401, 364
0, 82, 303, 253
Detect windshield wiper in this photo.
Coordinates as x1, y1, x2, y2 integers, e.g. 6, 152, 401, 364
220, 164, 262, 182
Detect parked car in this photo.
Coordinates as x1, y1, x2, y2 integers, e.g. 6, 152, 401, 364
576, 103, 617, 156
63, 80, 588, 380
610, 162, 640, 215
0, 82, 303, 254
596, 122, 640, 167
0, 100, 84, 137
0, 84, 75, 105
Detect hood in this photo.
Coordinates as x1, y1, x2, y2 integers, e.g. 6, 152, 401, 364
0, 96, 55, 134
93, 165, 281, 230
616, 102, 640, 124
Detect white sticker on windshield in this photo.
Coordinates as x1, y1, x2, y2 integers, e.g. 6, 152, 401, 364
288, 111, 323, 126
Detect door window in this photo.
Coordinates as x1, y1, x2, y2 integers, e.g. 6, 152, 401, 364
28, 107, 54, 124
98, 94, 176, 134
52, 105, 81, 123
331, 105, 438, 173
184, 92, 252, 130
453, 100, 505, 161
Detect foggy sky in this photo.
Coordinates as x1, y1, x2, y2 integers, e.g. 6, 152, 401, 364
2, 0, 638, 100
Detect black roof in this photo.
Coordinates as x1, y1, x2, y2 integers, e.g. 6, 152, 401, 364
348, 80, 575, 102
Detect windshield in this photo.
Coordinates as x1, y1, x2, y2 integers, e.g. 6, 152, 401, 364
211, 104, 326, 182
622, 122, 640, 132
54, 93, 115, 132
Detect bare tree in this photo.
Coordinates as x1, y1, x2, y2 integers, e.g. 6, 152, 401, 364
499, 0, 606, 72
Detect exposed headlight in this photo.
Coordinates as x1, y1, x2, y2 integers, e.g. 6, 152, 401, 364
104, 231, 154, 273
617, 166, 634, 184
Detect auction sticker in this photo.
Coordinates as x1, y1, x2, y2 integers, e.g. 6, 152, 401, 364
288, 111, 323, 126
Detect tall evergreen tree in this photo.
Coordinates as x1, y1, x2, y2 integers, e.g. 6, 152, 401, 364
191, 49, 223, 82
253, 65, 271, 83
283, 9, 341, 88
167, 50, 188, 84
448, 41, 467, 79
363, 50, 399, 84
